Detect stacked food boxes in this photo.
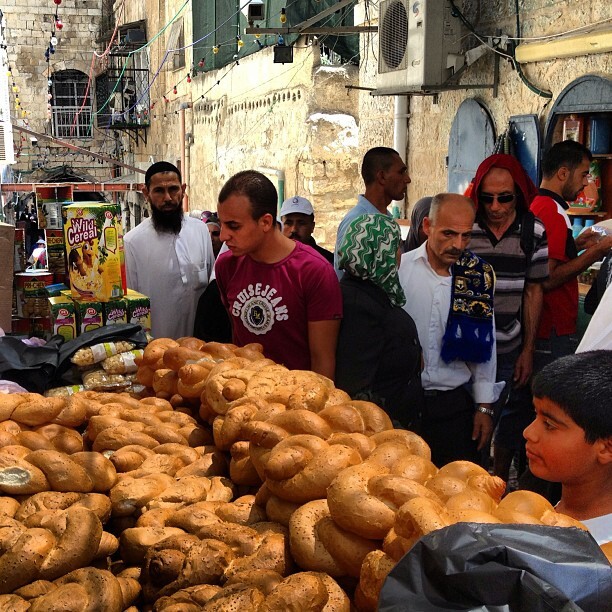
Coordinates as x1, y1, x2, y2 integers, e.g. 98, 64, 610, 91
50, 203, 150, 338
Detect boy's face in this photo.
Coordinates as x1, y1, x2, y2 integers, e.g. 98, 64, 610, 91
524, 397, 607, 484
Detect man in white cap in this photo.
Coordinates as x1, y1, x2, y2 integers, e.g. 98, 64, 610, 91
280, 195, 334, 264
28, 238, 47, 269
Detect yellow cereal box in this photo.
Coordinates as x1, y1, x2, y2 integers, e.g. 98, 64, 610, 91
103, 298, 128, 326
74, 300, 103, 335
125, 289, 151, 333
48, 296, 77, 341
63, 203, 126, 302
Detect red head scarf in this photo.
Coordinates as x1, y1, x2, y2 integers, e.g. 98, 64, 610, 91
468, 154, 539, 212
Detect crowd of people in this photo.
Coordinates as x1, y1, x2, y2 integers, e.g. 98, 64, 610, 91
123, 142, 611, 548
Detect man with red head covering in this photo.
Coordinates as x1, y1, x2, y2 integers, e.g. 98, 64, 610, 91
468, 154, 549, 486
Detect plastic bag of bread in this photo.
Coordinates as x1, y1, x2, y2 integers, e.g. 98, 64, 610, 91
82, 369, 136, 392
71, 341, 136, 367
45, 385, 86, 397
101, 349, 144, 374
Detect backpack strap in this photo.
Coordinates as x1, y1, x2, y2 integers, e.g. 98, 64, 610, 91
520, 210, 536, 267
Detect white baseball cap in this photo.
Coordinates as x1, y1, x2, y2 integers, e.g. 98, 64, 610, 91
280, 196, 314, 217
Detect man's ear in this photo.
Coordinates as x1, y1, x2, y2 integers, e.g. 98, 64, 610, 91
423, 216, 432, 237
557, 166, 570, 182
259, 212, 275, 232
596, 437, 612, 465
142, 185, 149, 201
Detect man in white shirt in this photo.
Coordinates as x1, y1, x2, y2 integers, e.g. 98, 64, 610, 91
124, 161, 215, 339
399, 193, 498, 468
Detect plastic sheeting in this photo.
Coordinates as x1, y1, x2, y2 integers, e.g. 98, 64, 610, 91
379, 523, 612, 612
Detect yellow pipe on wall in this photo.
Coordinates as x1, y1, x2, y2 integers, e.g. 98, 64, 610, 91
515, 29, 612, 63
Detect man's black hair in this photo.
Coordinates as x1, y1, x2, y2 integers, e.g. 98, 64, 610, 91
361, 147, 400, 185
541, 140, 592, 179
145, 161, 182, 187
532, 350, 612, 443
218, 170, 277, 220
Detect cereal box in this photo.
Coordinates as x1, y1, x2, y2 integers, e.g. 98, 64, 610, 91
48, 296, 77, 341
103, 298, 128, 326
63, 203, 126, 302
74, 300, 103, 335
125, 289, 151, 333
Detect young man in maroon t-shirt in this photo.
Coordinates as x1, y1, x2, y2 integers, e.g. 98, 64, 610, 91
215, 170, 342, 380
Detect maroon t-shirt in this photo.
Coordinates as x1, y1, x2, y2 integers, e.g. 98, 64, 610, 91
215, 241, 342, 370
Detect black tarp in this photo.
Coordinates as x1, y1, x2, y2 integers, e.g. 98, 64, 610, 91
0, 324, 148, 393
379, 523, 612, 612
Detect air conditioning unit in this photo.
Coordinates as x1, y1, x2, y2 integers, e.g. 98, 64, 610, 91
376, 0, 466, 95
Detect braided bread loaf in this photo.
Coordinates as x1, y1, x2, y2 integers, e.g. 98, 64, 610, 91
0, 507, 104, 593
0, 394, 87, 428
154, 570, 349, 612
0, 423, 83, 455
139, 522, 292, 601
0, 449, 117, 495
0, 567, 141, 611
15, 491, 112, 524
110, 471, 233, 517
289, 499, 378, 578
354, 550, 395, 612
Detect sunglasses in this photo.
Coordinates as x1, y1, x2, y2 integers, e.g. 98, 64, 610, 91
211, 230, 220, 237
479, 193, 515, 204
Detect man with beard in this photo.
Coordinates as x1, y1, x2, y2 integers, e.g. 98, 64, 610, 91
530, 140, 612, 361
280, 196, 333, 263
399, 194, 499, 468
124, 161, 215, 339
334, 147, 411, 277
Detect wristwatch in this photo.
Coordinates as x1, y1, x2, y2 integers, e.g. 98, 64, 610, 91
476, 405, 494, 417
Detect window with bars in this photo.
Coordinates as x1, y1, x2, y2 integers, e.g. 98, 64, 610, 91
51, 70, 93, 139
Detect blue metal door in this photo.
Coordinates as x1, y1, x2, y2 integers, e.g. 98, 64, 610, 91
447, 99, 496, 194
510, 114, 541, 186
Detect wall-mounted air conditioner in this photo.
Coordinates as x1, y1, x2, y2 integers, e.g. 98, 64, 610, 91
376, 0, 466, 95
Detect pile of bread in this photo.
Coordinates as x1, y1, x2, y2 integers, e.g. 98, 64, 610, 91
0, 337, 604, 611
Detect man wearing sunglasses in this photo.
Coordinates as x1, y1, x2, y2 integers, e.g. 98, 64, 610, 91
468, 154, 549, 486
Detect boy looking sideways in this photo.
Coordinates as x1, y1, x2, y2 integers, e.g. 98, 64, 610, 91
524, 351, 612, 550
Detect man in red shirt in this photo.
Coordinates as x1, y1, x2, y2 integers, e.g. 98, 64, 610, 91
215, 170, 342, 379
530, 140, 612, 361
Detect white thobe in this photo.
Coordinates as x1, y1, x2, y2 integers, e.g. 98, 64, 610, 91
124, 215, 215, 339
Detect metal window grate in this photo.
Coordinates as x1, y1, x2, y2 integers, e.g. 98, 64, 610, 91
51, 71, 93, 139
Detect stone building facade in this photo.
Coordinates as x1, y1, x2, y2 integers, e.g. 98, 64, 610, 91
4, 0, 111, 179
113, 0, 611, 249
5, 1, 610, 250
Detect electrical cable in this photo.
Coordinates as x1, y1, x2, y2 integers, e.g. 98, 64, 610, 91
513, 0, 552, 98
448, 0, 552, 99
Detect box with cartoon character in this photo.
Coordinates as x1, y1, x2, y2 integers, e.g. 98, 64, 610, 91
63, 203, 126, 302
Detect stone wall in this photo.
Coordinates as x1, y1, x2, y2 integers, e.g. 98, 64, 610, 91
5, 0, 110, 179
362, 0, 612, 214
117, 0, 611, 246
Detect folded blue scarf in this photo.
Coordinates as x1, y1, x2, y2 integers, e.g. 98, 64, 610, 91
441, 250, 495, 364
